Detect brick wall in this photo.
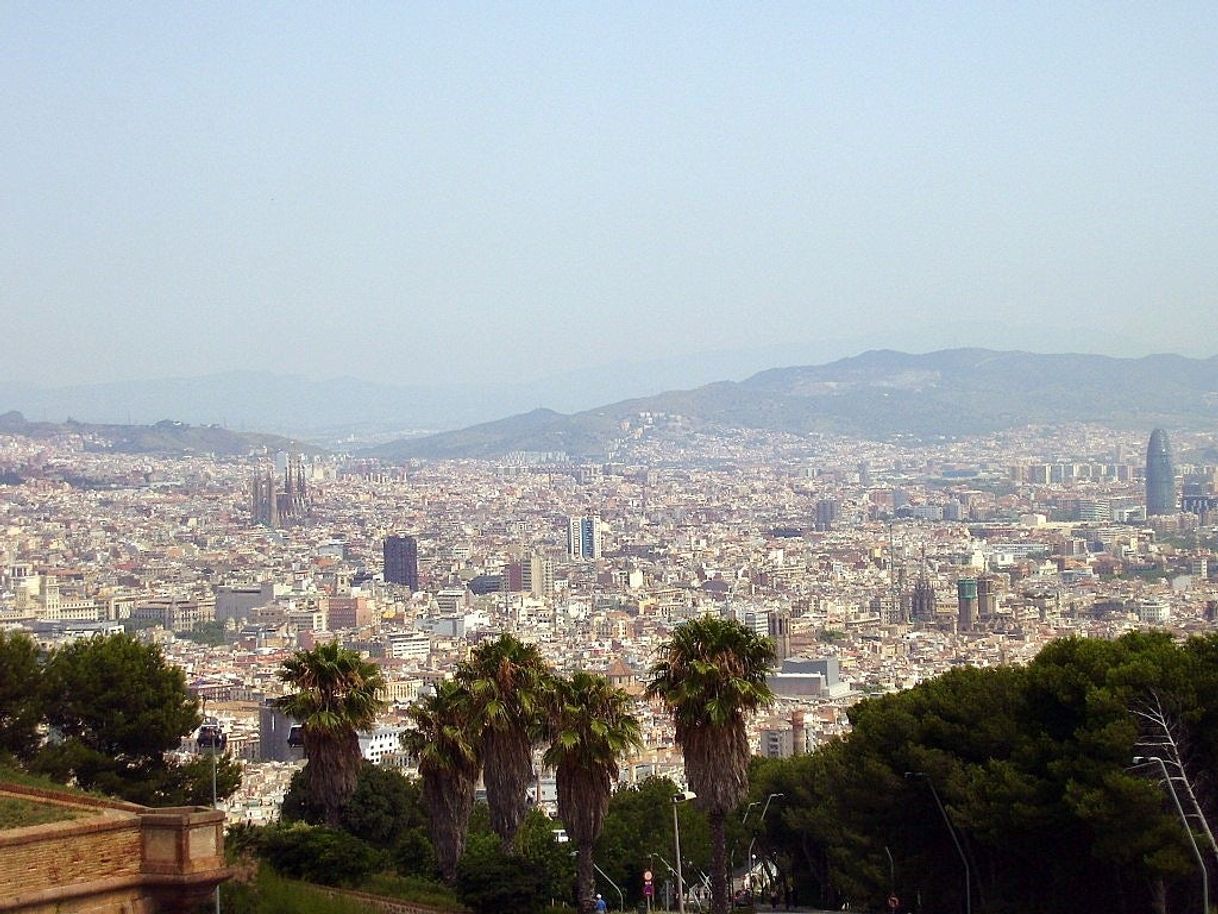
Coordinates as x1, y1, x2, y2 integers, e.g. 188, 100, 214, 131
0, 810, 142, 902
0, 782, 229, 914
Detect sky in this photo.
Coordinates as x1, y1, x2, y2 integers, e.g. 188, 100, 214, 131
2, 3, 1216, 389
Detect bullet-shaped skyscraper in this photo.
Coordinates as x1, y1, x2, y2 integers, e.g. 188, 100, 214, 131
1145, 428, 1176, 516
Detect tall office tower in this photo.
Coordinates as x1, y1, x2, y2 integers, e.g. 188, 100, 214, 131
814, 499, 838, 532
567, 515, 602, 560
383, 535, 419, 589
957, 578, 978, 632
743, 609, 770, 637
857, 461, 872, 488
1145, 428, 1176, 516
506, 553, 554, 597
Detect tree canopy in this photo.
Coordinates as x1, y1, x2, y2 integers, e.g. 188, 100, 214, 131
30, 632, 240, 805
0, 630, 43, 762
747, 631, 1218, 914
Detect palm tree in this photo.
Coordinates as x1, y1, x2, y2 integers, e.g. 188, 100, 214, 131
403, 680, 482, 883
647, 616, 775, 914
457, 632, 551, 849
545, 672, 643, 914
277, 641, 386, 826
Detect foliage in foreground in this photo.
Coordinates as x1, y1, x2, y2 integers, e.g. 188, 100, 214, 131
0, 795, 83, 828
744, 631, 1218, 914
455, 831, 549, 914
239, 821, 388, 887
0, 631, 242, 806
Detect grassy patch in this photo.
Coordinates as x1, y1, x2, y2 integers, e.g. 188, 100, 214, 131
362, 872, 464, 910
0, 764, 106, 799
222, 869, 384, 914
0, 795, 82, 829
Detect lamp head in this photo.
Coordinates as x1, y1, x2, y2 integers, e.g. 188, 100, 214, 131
673, 790, 696, 803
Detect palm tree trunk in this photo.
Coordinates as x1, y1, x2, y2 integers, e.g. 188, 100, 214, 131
710, 809, 729, 914
577, 840, 597, 914
484, 726, 531, 850
426, 771, 474, 883
306, 729, 361, 826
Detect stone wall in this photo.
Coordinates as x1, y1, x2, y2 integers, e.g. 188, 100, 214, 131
0, 782, 230, 914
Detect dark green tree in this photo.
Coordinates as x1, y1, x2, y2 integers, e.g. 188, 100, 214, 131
255, 821, 388, 887
33, 632, 239, 805
764, 633, 1214, 914
545, 671, 642, 914
456, 830, 549, 914
177, 620, 230, 647
277, 641, 386, 826
595, 776, 712, 906
282, 762, 426, 846
647, 616, 775, 914
513, 806, 577, 904
0, 630, 43, 762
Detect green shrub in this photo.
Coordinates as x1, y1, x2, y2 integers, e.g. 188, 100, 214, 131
258, 822, 387, 887
455, 835, 548, 914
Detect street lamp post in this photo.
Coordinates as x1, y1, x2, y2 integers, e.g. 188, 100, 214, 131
1135, 756, 1209, 914
199, 701, 223, 914
672, 791, 695, 914
747, 793, 784, 892
593, 862, 626, 912
654, 853, 680, 911
906, 772, 970, 914
730, 801, 763, 892
759, 792, 784, 824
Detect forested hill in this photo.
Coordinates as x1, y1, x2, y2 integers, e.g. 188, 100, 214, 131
0, 411, 321, 458
369, 348, 1218, 460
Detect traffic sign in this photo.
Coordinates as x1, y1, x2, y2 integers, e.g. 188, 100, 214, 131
643, 870, 653, 882
887, 894, 900, 910
643, 883, 654, 897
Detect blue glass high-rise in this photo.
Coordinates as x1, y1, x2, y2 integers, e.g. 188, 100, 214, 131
1145, 428, 1176, 516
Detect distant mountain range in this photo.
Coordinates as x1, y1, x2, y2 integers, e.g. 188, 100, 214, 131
367, 349, 1218, 460
0, 321, 1166, 444
4, 348, 1217, 462
0, 412, 319, 458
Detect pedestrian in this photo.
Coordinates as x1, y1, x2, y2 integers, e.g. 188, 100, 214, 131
596, 894, 608, 914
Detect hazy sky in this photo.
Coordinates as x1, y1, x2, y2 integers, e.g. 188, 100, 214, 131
3, 3, 1216, 388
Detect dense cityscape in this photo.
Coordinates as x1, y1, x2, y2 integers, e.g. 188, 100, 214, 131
4, 420, 1216, 830
5, 6, 1217, 912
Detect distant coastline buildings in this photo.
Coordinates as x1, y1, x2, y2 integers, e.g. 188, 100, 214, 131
1145, 428, 1175, 516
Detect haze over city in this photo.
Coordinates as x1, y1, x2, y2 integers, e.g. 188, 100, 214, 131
5, 7, 1218, 914
4, 3, 1217, 393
